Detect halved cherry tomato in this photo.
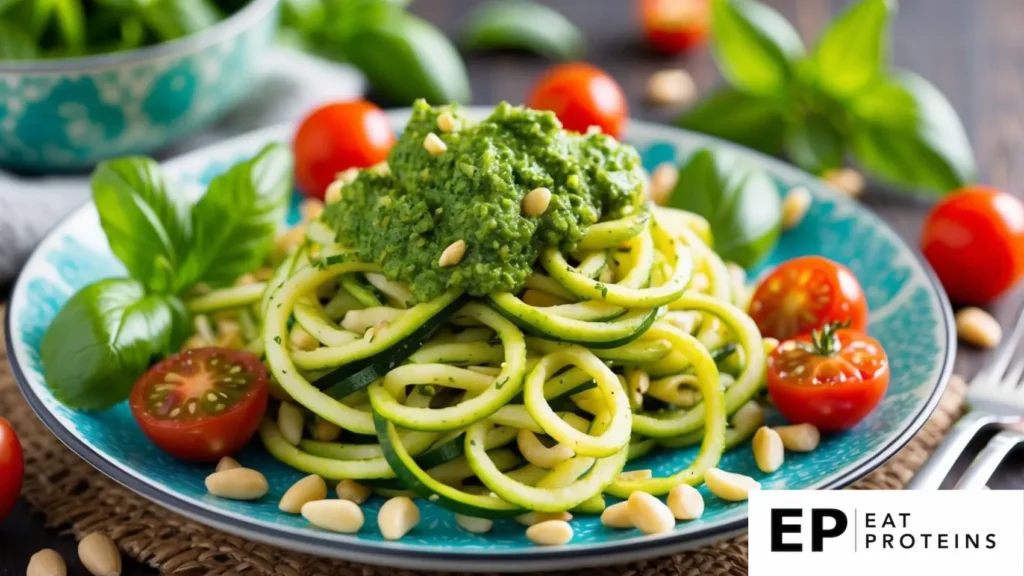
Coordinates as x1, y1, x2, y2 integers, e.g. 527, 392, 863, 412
749, 256, 868, 341
294, 100, 396, 199
640, 0, 710, 54
527, 63, 628, 139
0, 417, 23, 522
767, 323, 889, 431
129, 348, 269, 462
921, 186, 1024, 305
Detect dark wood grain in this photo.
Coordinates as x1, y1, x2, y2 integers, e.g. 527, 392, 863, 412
3, 0, 1023, 573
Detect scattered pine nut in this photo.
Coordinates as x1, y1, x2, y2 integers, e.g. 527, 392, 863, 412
370, 162, 391, 176
627, 492, 675, 535
215, 456, 241, 472
515, 511, 573, 526
378, 496, 420, 540
667, 484, 704, 520
280, 475, 328, 514
823, 168, 865, 198
336, 479, 372, 504
646, 69, 697, 107
424, 132, 447, 156
753, 426, 785, 473
526, 520, 574, 546
278, 402, 305, 446
273, 225, 307, 260
78, 533, 120, 576
775, 423, 821, 452
289, 326, 319, 351
312, 418, 342, 442
27, 549, 66, 576
648, 163, 678, 206
205, 468, 269, 500
455, 513, 494, 534
956, 307, 1002, 349
438, 239, 467, 267
437, 111, 458, 132
617, 469, 653, 482
300, 198, 325, 222
302, 499, 365, 533
600, 501, 633, 529
586, 125, 602, 135
522, 187, 552, 217
704, 468, 760, 502
781, 187, 812, 230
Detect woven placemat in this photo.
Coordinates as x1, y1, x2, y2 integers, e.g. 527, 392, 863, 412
0, 306, 967, 575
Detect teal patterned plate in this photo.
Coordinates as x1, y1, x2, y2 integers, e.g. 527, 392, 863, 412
5, 110, 954, 572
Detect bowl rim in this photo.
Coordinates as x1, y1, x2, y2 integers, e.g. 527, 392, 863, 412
0, 0, 280, 75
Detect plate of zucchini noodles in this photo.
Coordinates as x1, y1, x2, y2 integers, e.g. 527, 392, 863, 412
7, 105, 954, 571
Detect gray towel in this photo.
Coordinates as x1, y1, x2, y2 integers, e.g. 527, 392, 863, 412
0, 48, 365, 284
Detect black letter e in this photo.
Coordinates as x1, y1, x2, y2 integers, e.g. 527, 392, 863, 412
771, 509, 802, 552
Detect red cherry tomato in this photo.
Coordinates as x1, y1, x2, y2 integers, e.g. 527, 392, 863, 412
129, 348, 268, 462
0, 417, 23, 522
749, 256, 868, 341
767, 324, 889, 431
640, 0, 710, 54
527, 63, 629, 139
921, 186, 1024, 305
293, 100, 396, 199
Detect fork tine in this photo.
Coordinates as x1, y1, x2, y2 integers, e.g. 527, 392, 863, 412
1002, 357, 1024, 390
973, 301, 1024, 387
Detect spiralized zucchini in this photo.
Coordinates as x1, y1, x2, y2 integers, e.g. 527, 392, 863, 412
237, 202, 768, 516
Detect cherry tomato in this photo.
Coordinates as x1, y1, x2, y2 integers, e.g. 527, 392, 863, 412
0, 418, 23, 522
293, 100, 396, 199
640, 0, 710, 54
767, 324, 889, 431
129, 348, 269, 462
527, 63, 628, 139
921, 186, 1024, 305
749, 256, 868, 341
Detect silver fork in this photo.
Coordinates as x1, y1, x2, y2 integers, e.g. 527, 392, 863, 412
906, 304, 1024, 490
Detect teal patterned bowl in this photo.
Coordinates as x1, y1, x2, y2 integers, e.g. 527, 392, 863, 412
0, 0, 280, 173
6, 112, 955, 572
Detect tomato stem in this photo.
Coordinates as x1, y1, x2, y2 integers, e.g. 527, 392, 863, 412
809, 320, 851, 356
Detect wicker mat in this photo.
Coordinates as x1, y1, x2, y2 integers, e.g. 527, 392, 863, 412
0, 308, 967, 576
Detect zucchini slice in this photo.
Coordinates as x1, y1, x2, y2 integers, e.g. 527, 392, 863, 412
488, 294, 661, 348
578, 209, 651, 250
185, 282, 267, 314
259, 418, 396, 480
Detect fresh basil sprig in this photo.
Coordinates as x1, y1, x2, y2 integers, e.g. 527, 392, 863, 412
41, 144, 292, 410
680, 0, 975, 195
461, 1, 585, 61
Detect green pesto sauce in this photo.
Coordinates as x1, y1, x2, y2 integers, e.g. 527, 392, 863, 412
324, 100, 645, 301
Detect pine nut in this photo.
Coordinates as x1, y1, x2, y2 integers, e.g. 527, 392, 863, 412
78, 533, 120, 576
27, 549, 66, 576
823, 168, 865, 198
455, 513, 494, 534
313, 418, 342, 442
437, 112, 459, 132
667, 484, 704, 520
279, 475, 328, 514
336, 479, 372, 504
438, 240, 467, 267
753, 426, 785, 473
956, 307, 1002, 349
600, 501, 633, 529
300, 198, 325, 222
290, 326, 319, 351
781, 187, 812, 230
648, 163, 678, 206
646, 69, 696, 107
205, 468, 269, 500
775, 423, 820, 452
301, 499, 365, 533
378, 496, 420, 540
526, 520, 573, 546
424, 132, 447, 156
522, 187, 552, 217
627, 492, 675, 535
216, 456, 241, 472
704, 468, 760, 502
617, 469, 653, 482
762, 337, 780, 355
514, 511, 572, 526
278, 402, 304, 446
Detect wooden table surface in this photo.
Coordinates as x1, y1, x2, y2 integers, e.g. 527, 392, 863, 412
3, 0, 1023, 573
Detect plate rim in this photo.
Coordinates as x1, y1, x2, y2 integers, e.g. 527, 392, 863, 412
4, 113, 955, 572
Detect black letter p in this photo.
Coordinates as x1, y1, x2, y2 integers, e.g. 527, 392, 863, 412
811, 509, 848, 552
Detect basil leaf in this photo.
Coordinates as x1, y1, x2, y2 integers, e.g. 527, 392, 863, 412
344, 7, 471, 104
282, 0, 325, 34
53, 0, 85, 54
813, 0, 895, 99
40, 278, 189, 410
784, 114, 845, 174
140, 0, 222, 41
4, 0, 57, 41
0, 0, 21, 15
91, 157, 192, 293
709, 0, 804, 96
849, 71, 975, 194
678, 87, 786, 155
462, 1, 585, 61
175, 144, 292, 290
667, 148, 781, 268
0, 18, 37, 59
